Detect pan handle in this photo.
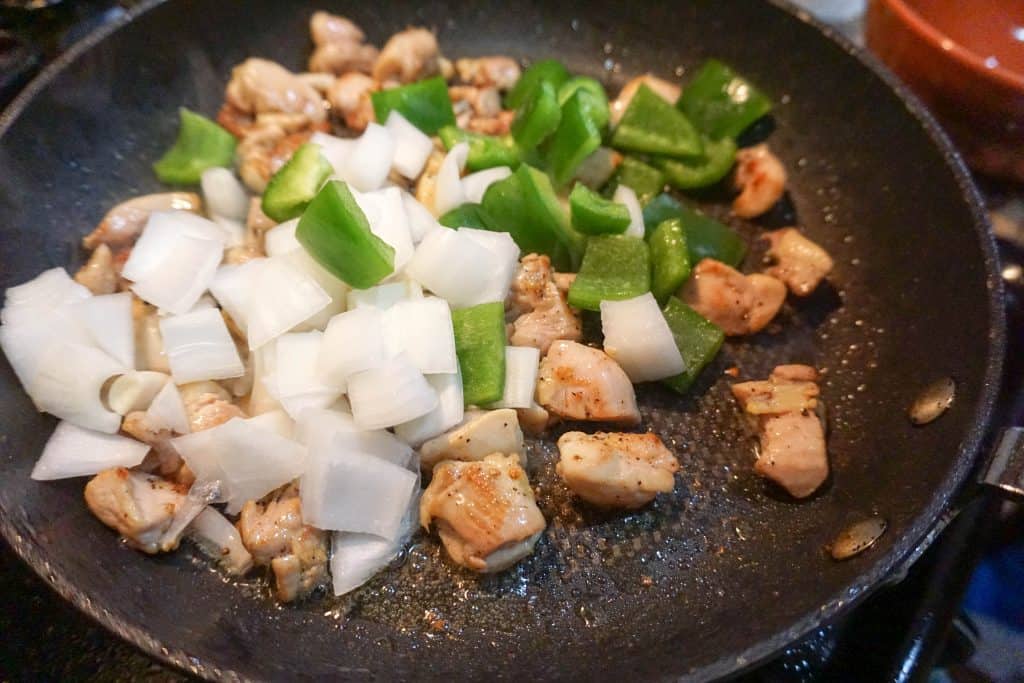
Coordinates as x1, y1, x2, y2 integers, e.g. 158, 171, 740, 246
980, 426, 1024, 501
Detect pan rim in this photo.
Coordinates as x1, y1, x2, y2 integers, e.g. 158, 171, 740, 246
0, 0, 1006, 680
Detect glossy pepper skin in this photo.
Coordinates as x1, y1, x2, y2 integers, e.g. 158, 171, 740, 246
505, 59, 570, 110
438, 126, 522, 172
512, 80, 562, 150
610, 84, 703, 159
648, 218, 691, 304
660, 297, 724, 393
545, 90, 603, 187
451, 302, 506, 406
569, 183, 630, 235
567, 235, 651, 311
556, 76, 610, 129
675, 59, 772, 140
261, 143, 333, 222
295, 180, 395, 289
650, 135, 737, 190
642, 193, 746, 267
370, 76, 455, 134
606, 156, 666, 203
439, 203, 499, 230
153, 108, 236, 185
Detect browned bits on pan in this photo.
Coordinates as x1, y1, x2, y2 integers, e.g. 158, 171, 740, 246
830, 517, 887, 560
908, 377, 956, 425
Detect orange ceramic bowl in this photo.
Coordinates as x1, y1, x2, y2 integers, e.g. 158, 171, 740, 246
866, 0, 1024, 181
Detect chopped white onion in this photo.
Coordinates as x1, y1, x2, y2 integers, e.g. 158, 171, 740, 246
401, 192, 441, 243
145, 379, 189, 434
159, 307, 244, 384
342, 122, 395, 192
73, 291, 135, 369
264, 219, 301, 257
433, 142, 469, 216
383, 297, 457, 374
462, 166, 512, 204
295, 406, 357, 452
394, 369, 464, 446
490, 346, 540, 409
248, 340, 283, 415
244, 409, 295, 440
30, 420, 150, 480
0, 312, 90, 394
346, 280, 420, 310
347, 354, 438, 429
318, 307, 390, 389
601, 292, 685, 382
106, 371, 169, 415
2, 268, 90, 327
208, 259, 263, 334
188, 507, 253, 575
244, 256, 331, 349
385, 110, 434, 180
613, 185, 645, 238
310, 132, 353, 176
212, 216, 246, 248
405, 228, 503, 308
280, 248, 349, 332
273, 331, 343, 419
458, 227, 521, 304
354, 187, 415, 272
201, 167, 249, 221
31, 342, 125, 432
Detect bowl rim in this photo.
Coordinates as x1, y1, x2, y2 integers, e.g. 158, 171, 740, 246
876, 0, 1024, 91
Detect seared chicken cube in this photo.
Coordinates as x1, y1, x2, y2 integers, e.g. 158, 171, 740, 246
507, 254, 582, 355
178, 382, 246, 433
680, 258, 786, 336
536, 340, 641, 425
420, 453, 546, 572
764, 228, 834, 296
732, 144, 787, 218
82, 193, 202, 250
308, 12, 378, 75
372, 28, 441, 85
610, 74, 681, 126
419, 409, 525, 471
84, 467, 188, 553
454, 56, 521, 90
556, 431, 679, 509
326, 72, 378, 132
74, 244, 118, 295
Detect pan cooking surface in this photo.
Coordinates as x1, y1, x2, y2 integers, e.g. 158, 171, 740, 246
0, 0, 1002, 680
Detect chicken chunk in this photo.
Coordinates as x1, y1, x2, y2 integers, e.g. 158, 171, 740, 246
310, 11, 365, 46
450, 84, 506, 131
223, 58, 327, 135
372, 28, 440, 85
465, 110, 515, 136
610, 74, 682, 126
308, 12, 378, 75
556, 431, 679, 509
237, 486, 328, 602
134, 306, 170, 373
454, 56, 521, 90
178, 382, 246, 433
516, 402, 552, 436
419, 409, 525, 471
84, 468, 188, 553
764, 228, 834, 296
122, 411, 193, 485
82, 193, 202, 250
246, 196, 277, 235
507, 254, 582, 355
420, 453, 546, 572
74, 243, 117, 295
732, 144, 787, 218
536, 340, 641, 425
731, 365, 828, 498
680, 259, 786, 336
326, 72, 378, 132
236, 125, 312, 194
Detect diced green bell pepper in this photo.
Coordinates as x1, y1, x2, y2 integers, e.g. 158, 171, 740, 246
676, 59, 772, 139
648, 218, 691, 304
610, 84, 703, 159
153, 108, 236, 185
661, 297, 724, 394
651, 135, 736, 190
370, 76, 455, 135
545, 90, 603, 187
260, 143, 333, 222
439, 203, 498, 230
438, 126, 522, 172
557, 77, 610, 129
451, 302, 506, 406
512, 80, 561, 150
569, 183, 630, 235
567, 235, 650, 311
606, 156, 666, 203
642, 194, 746, 267
505, 59, 570, 110
295, 180, 395, 289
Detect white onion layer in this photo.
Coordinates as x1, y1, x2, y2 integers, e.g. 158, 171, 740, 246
160, 308, 244, 384
394, 369, 464, 446
318, 307, 389, 389
405, 228, 501, 308
383, 297, 457, 375
31, 421, 150, 480
347, 354, 438, 429
490, 346, 540, 409
385, 110, 434, 180
342, 123, 395, 192
433, 142, 469, 216
462, 166, 512, 204
613, 185, 646, 239
600, 293, 685, 382
201, 167, 250, 221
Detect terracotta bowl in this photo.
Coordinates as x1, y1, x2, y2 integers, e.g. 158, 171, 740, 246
866, 0, 1024, 181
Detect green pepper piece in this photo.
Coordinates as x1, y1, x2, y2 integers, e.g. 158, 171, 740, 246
651, 135, 737, 190
451, 302, 506, 406
153, 108, 236, 185
260, 143, 333, 222
296, 181, 395, 289
661, 297, 724, 394
648, 218, 691, 304
557, 77, 610, 129
439, 203, 498, 230
505, 59, 570, 110
606, 156, 666, 203
610, 85, 703, 159
370, 76, 455, 135
545, 90, 603, 187
512, 80, 561, 150
569, 183, 630, 235
481, 164, 580, 271
567, 235, 650, 311
438, 126, 522, 172
676, 59, 772, 139
642, 194, 746, 267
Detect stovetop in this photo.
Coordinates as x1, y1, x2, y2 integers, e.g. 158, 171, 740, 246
0, 2, 1019, 681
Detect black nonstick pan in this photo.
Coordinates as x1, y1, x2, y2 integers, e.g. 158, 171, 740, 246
0, 0, 1008, 680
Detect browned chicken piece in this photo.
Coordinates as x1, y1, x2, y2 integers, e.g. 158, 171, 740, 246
414, 146, 446, 213
556, 431, 679, 509
419, 409, 525, 471
308, 11, 378, 75
516, 402, 552, 436
465, 110, 515, 136
246, 196, 277, 235
732, 144, 787, 218
223, 244, 264, 265
237, 126, 312, 194
731, 365, 828, 499
122, 411, 193, 485
610, 73, 682, 126
310, 10, 365, 45
74, 243, 117, 295
222, 58, 328, 136
764, 228, 834, 296
178, 381, 246, 433
420, 453, 546, 573
680, 259, 786, 336
134, 305, 170, 373
372, 28, 441, 85
507, 254, 582, 355
450, 85, 503, 118
237, 485, 328, 602
326, 72, 378, 132
82, 193, 202, 250
84, 467, 188, 553
454, 56, 521, 90
536, 340, 641, 425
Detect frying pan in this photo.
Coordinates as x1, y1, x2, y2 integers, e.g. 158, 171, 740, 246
0, 0, 1007, 680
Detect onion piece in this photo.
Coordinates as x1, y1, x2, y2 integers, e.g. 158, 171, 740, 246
30, 420, 151, 480
73, 291, 135, 369
462, 166, 512, 204
310, 132, 353, 176
159, 308, 245, 384
613, 185, 645, 238
433, 142, 469, 216
245, 256, 332, 349
458, 227, 521, 304
264, 219, 301, 257
273, 331, 343, 419
0, 309, 92, 393
385, 110, 434, 180
106, 371, 169, 415
31, 342, 125, 433
248, 340, 283, 415
212, 216, 246, 248
342, 123, 395, 192
244, 409, 295, 440
347, 354, 438, 429
146, 379, 189, 434
490, 346, 540, 409
354, 187, 415, 272
2, 268, 90, 327
295, 406, 358, 453
405, 228, 503, 308
188, 506, 253, 575
279, 248, 349, 332
200, 167, 249, 221
601, 292, 685, 382
346, 280, 420, 310
208, 259, 264, 334
394, 369, 464, 446
318, 307, 390, 389
401, 192, 441, 244
383, 297, 457, 374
